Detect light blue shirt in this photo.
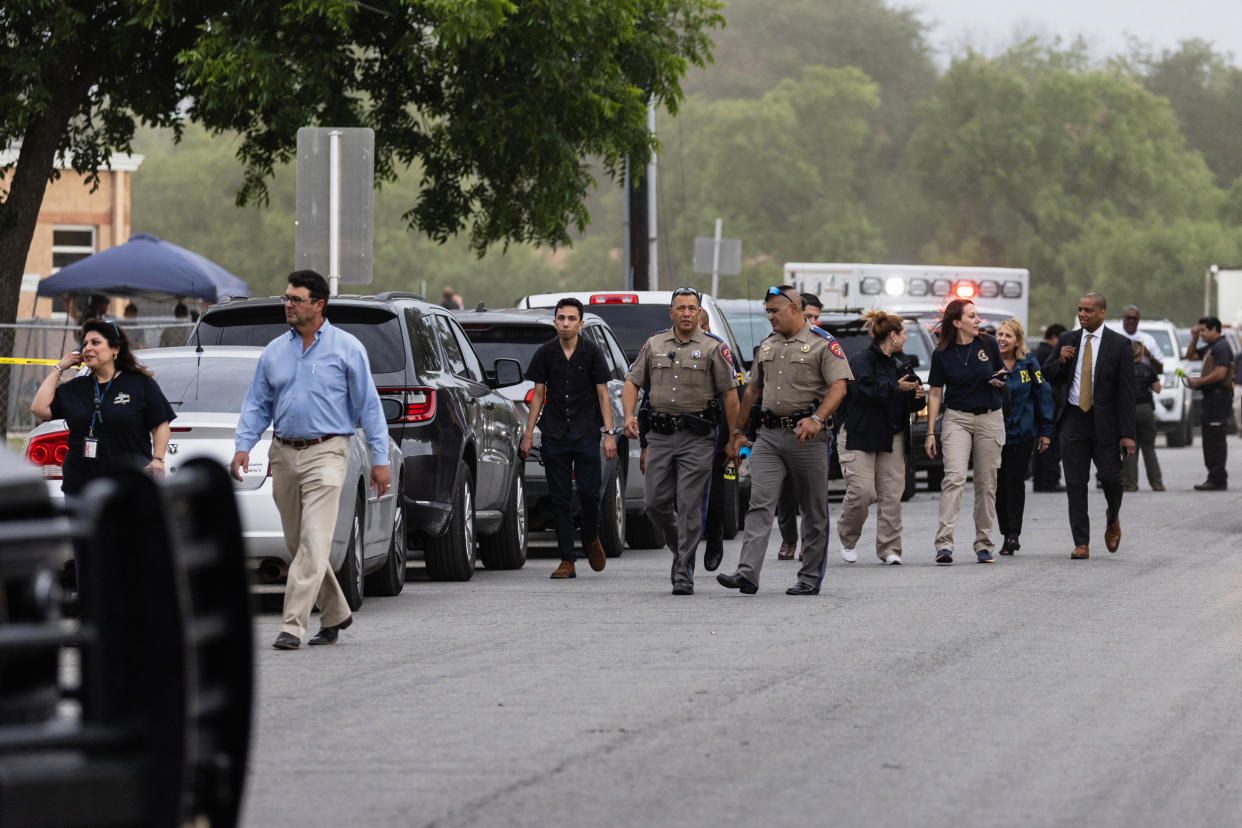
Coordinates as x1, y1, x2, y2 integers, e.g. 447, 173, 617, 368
235, 319, 389, 465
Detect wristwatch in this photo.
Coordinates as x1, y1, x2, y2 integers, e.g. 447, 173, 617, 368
810, 414, 824, 426
601, 427, 619, 436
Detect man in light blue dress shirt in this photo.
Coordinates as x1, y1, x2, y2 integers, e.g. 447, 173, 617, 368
230, 270, 390, 650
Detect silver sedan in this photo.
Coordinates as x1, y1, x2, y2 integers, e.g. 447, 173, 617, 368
21, 346, 405, 610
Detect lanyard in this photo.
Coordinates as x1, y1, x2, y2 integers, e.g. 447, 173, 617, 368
89, 372, 118, 437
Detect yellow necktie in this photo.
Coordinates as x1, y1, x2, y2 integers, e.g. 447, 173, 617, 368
1079, 333, 1093, 412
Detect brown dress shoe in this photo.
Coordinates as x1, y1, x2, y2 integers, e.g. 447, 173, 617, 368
1105, 518, 1121, 553
586, 538, 606, 572
1071, 545, 1089, 560
777, 542, 795, 560
550, 560, 576, 579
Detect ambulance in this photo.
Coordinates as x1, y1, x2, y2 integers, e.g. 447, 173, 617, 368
784, 263, 1031, 333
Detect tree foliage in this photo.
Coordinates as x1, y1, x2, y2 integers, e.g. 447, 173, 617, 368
0, 0, 723, 323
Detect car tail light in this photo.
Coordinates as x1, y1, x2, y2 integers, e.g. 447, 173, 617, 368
25, 429, 69, 479
590, 294, 639, 304
378, 386, 437, 423
523, 388, 536, 404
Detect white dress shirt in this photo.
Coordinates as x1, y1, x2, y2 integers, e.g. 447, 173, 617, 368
1068, 328, 1101, 408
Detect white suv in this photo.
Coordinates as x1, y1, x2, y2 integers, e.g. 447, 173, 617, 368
1103, 318, 1193, 447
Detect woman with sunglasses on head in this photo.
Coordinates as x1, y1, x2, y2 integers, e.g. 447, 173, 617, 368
993, 318, 1053, 556
836, 310, 925, 565
31, 318, 176, 497
924, 300, 1006, 564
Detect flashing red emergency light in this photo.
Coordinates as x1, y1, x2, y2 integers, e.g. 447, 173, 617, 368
951, 280, 977, 300
589, 294, 639, 304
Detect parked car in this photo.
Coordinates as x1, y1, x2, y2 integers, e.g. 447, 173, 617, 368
517, 289, 748, 546
20, 347, 406, 609
1100, 318, 1194, 447
715, 298, 771, 371
452, 306, 639, 557
190, 292, 526, 580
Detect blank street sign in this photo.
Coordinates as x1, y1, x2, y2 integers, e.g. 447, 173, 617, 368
693, 237, 742, 275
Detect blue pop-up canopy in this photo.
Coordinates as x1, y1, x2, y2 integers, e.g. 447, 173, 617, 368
36, 233, 250, 302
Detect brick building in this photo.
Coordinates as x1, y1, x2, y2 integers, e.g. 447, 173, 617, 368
1, 147, 144, 319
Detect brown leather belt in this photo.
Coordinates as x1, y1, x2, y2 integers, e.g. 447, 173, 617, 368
274, 434, 350, 449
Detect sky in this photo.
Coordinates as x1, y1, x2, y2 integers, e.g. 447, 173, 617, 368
915, 0, 1242, 64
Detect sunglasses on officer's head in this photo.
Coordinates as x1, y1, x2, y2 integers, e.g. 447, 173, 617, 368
670, 287, 700, 305
766, 286, 797, 305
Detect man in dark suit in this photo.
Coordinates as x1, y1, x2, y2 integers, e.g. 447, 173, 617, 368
1041, 294, 1136, 559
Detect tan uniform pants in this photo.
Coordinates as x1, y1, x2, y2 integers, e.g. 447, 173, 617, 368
270, 436, 351, 637
837, 428, 906, 560
935, 409, 1004, 553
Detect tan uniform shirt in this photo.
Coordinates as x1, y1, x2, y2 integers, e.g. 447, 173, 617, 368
626, 328, 739, 414
749, 322, 854, 415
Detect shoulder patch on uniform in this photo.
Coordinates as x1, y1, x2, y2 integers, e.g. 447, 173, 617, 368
811, 327, 846, 359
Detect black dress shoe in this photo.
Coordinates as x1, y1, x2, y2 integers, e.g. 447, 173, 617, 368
785, 583, 820, 596
272, 632, 301, 650
716, 571, 758, 594
672, 583, 694, 595
1194, 481, 1228, 491
308, 615, 353, 646
704, 542, 724, 573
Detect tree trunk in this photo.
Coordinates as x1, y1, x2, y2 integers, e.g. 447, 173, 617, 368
628, 170, 651, 291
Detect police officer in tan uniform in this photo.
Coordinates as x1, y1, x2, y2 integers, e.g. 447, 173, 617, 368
717, 285, 852, 595
623, 287, 740, 595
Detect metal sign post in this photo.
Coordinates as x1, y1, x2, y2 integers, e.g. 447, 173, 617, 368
296, 127, 375, 295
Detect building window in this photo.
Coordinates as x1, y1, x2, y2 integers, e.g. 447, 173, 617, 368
50, 226, 97, 316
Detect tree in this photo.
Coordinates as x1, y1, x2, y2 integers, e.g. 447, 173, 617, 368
0, 0, 723, 325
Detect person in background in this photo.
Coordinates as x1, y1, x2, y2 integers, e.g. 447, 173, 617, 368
122, 303, 145, 349
1119, 306, 1164, 373
1124, 340, 1165, 492
1184, 316, 1233, 491
924, 300, 1006, 564
1031, 323, 1068, 492
993, 318, 1053, 555
81, 293, 111, 322
158, 302, 191, 348
801, 293, 822, 327
836, 310, 925, 565
440, 286, 461, 310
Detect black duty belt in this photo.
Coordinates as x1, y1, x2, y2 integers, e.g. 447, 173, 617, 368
274, 434, 351, 449
650, 409, 716, 436
761, 408, 824, 430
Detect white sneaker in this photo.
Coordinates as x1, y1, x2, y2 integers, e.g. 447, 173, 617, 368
884, 554, 902, 565
840, 548, 857, 563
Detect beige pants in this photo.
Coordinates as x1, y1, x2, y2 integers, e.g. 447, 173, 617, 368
837, 428, 906, 560
270, 436, 351, 637
936, 409, 1004, 553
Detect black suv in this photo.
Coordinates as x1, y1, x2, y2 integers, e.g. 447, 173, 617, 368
191, 292, 526, 581
452, 307, 638, 557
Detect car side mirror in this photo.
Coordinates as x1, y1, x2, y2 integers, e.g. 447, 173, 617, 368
380, 398, 404, 423
492, 358, 523, 388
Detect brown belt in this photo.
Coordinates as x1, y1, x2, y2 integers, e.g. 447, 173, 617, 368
274, 434, 350, 449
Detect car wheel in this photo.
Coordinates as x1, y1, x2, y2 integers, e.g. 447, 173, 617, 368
598, 463, 625, 558
424, 462, 476, 581
720, 473, 739, 539
479, 470, 527, 570
339, 491, 364, 611
625, 511, 664, 549
365, 477, 407, 596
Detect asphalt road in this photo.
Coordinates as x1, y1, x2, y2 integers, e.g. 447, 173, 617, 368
241, 443, 1242, 828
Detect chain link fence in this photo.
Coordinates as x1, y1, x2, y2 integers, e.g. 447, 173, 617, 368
1, 320, 194, 440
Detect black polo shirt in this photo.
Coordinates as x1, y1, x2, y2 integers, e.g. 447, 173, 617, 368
1196, 338, 1234, 397
928, 334, 1004, 413
525, 335, 611, 440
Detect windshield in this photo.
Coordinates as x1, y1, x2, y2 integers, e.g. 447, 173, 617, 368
1144, 328, 1175, 358
902, 321, 933, 369
147, 356, 259, 413
584, 305, 677, 362
458, 325, 555, 377
722, 311, 772, 366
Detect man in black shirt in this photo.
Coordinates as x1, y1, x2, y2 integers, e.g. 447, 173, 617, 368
521, 298, 618, 578
1185, 316, 1233, 490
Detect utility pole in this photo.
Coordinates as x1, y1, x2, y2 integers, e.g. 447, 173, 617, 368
625, 159, 651, 290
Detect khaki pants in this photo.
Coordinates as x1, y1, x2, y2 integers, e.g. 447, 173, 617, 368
837, 428, 906, 560
270, 436, 351, 637
935, 409, 1004, 553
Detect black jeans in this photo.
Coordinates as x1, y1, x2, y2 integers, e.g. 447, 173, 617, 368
1202, 392, 1230, 485
1059, 407, 1124, 547
543, 433, 603, 562
996, 438, 1034, 537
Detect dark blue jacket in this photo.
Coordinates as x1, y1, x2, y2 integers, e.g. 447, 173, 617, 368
843, 342, 926, 452
1002, 353, 1054, 443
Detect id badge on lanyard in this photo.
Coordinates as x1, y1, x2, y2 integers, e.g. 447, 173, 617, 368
85, 373, 116, 460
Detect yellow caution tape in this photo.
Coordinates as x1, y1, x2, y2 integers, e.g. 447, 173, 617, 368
0, 357, 62, 366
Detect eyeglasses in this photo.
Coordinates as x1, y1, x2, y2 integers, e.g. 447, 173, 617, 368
766, 286, 797, 305
670, 287, 700, 304
282, 295, 317, 305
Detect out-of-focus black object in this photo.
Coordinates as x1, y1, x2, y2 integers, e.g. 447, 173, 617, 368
0, 456, 253, 827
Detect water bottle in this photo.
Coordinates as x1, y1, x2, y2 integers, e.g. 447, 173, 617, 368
738, 444, 751, 460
